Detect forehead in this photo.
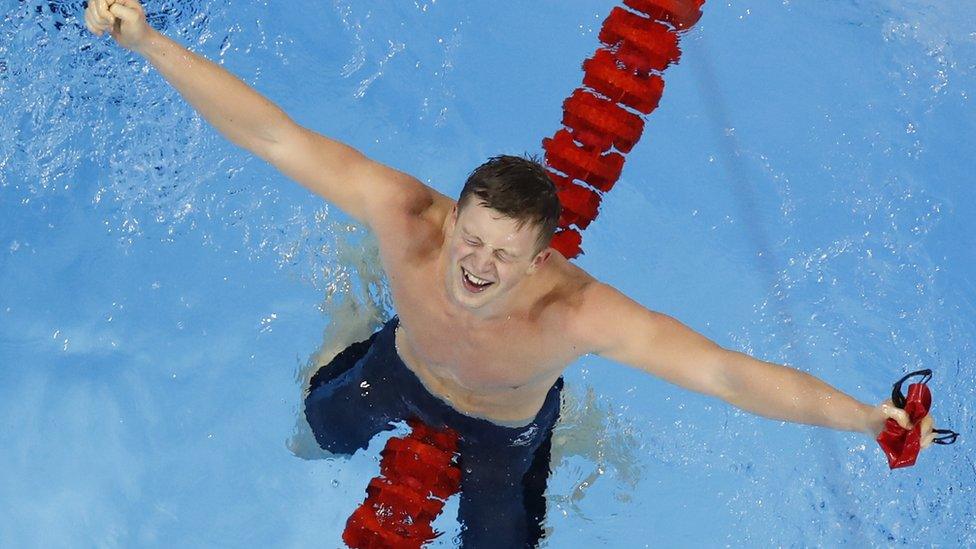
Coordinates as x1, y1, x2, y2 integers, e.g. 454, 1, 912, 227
457, 203, 538, 249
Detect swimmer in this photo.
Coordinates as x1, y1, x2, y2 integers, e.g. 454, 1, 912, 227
86, 1, 944, 546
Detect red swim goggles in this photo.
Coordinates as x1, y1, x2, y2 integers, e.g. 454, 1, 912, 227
876, 369, 958, 469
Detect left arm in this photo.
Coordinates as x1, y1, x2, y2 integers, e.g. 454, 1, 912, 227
574, 282, 931, 439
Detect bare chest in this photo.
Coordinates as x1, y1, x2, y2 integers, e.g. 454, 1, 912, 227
379, 248, 576, 421
398, 308, 563, 390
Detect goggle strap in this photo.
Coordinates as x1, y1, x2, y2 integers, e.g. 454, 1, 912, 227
932, 428, 959, 445
891, 368, 933, 409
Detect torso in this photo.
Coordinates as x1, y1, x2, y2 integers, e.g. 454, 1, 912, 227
370, 189, 594, 426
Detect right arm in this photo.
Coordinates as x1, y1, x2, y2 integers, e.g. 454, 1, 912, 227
86, 0, 433, 225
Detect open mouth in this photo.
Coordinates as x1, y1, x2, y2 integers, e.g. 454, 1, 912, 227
461, 266, 494, 293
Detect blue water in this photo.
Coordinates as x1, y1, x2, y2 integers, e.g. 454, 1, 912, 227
2, 0, 974, 546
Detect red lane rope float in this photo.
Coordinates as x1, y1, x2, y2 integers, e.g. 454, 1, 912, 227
563, 88, 645, 153
583, 49, 664, 115
343, 419, 461, 548
545, 0, 706, 258
544, 129, 624, 193
600, 7, 681, 73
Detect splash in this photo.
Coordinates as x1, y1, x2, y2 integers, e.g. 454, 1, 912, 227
288, 229, 391, 460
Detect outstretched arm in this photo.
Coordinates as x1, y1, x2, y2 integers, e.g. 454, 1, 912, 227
575, 282, 940, 445
85, 0, 433, 226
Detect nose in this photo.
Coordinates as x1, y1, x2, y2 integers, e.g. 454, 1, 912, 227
471, 248, 493, 274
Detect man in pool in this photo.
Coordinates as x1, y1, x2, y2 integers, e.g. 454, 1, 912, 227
87, 1, 943, 546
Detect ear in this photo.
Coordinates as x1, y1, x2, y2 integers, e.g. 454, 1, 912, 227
526, 249, 552, 275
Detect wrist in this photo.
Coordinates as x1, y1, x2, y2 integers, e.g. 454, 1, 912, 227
859, 402, 885, 437
133, 28, 163, 58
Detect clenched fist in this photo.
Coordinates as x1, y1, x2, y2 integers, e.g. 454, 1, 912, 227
84, 0, 151, 52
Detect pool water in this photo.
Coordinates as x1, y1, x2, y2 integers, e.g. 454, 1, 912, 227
1, 0, 974, 546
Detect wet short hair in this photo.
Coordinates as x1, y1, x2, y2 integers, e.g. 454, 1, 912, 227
458, 155, 561, 254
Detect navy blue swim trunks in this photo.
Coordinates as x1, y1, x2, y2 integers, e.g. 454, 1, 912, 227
304, 316, 563, 548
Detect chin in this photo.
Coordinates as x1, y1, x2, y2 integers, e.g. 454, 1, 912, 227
453, 284, 488, 309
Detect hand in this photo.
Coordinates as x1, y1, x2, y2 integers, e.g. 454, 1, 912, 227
84, 0, 151, 52
870, 398, 939, 449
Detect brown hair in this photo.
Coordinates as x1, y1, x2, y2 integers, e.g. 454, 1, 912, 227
458, 155, 561, 254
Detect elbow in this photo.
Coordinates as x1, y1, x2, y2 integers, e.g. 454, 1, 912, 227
710, 348, 743, 403
264, 114, 295, 148
257, 120, 297, 163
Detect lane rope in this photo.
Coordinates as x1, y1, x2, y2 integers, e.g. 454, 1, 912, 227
546, 0, 706, 258
343, 419, 461, 548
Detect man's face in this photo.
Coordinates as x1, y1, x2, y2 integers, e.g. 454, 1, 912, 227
445, 201, 549, 312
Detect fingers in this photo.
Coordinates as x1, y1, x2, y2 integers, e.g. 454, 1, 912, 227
92, 0, 112, 26
111, 0, 146, 17
86, 0, 104, 35
108, 2, 139, 24
919, 414, 936, 449
86, 0, 117, 36
919, 413, 934, 434
881, 401, 912, 430
84, 3, 103, 35
114, 0, 147, 20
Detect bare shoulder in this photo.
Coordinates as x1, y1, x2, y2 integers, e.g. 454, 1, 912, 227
364, 170, 455, 259
531, 255, 602, 345
559, 270, 650, 355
